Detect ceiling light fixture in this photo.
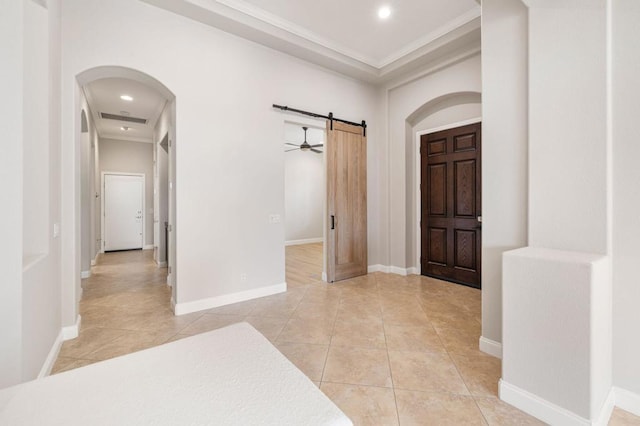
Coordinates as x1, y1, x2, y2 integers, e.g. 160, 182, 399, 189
120, 126, 130, 131
378, 6, 391, 19
120, 95, 133, 101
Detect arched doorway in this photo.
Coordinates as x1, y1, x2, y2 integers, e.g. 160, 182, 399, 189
69, 66, 178, 324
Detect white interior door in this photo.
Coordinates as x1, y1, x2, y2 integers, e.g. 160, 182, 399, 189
104, 174, 144, 251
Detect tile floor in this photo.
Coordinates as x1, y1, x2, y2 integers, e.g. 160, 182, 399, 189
52, 244, 639, 426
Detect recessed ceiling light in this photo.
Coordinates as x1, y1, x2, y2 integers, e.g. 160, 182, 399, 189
378, 6, 391, 19
120, 126, 130, 131
120, 95, 133, 101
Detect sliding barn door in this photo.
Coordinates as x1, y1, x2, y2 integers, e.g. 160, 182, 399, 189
326, 121, 367, 282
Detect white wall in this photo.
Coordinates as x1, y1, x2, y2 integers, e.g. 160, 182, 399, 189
153, 101, 172, 265
612, 0, 640, 399
99, 138, 155, 248
0, 0, 63, 388
80, 97, 99, 273
480, 0, 529, 347
383, 54, 481, 271
528, 4, 608, 255
60, 0, 378, 312
284, 125, 324, 243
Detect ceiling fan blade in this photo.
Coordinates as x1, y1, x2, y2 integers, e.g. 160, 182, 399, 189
285, 148, 299, 152
285, 143, 300, 147
310, 148, 323, 154
310, 144, 324, 148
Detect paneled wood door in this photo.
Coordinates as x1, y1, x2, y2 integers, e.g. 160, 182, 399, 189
327, 121, 367, 282
420, 123, 481, 288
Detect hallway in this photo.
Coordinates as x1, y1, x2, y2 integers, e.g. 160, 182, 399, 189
51, 247, 637, 425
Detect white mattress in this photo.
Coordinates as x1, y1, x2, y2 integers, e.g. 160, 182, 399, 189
0, 323, 352, 426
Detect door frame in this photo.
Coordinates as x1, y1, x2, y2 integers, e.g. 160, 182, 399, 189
282, 118, 328, 282
415, 117, 482, 272
101, 171, 146, 253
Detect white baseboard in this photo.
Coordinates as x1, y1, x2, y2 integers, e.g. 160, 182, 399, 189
285, 238, 324, 246
62, 315, 81, 340
143, 244, 154, 250
90, 259, 96, 266
368, 264, 389, 273
157, 261, 167, 268
37, 330, 64, 379
614, 386, 640, 417
479, 336, 503, 359
368, 265, 419, 276
81, 270, 91, 279
500, 379, 614, 426
174, 282, 287, 316
321, 272, 327, 282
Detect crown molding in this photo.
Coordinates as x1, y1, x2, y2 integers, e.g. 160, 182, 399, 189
141, 0, 481, 84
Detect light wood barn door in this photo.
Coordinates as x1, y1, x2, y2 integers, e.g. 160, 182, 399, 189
326, 121, 367, 282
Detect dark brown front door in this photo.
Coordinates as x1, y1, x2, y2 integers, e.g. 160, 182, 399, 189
420, 123, 481, 289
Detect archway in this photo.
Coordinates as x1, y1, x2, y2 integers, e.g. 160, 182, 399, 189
404, 91, 482, 271
67, 66, 178, 329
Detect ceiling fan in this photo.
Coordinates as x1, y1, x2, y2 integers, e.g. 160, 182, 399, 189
285, 126, 323, 154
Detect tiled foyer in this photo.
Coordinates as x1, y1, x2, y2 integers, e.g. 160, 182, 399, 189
52, 245, 638, 425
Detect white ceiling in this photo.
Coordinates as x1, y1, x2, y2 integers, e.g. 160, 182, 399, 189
83, 78, 168, 143
238, 0, 480, 67
141, 0, 482, 83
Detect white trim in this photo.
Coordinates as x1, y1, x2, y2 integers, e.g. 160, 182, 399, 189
415, 118, 483, 273
101, 172, 146, 253
81, 270, 91, 279
143, 244, 154, 250
368, 264, 389, 273
614, 387, 640, 417
37, 330, 63, 379
479, 336, 502, 359
157, 261, 167, 268
321, 272, 327, 282
90, 259, 96, 266
62, 315, 82, 340
406, 266, 419, 275
389, 266, 409, 276
285, 237, 323, 246
500, 380, 615, 426
174, 282, 287, 316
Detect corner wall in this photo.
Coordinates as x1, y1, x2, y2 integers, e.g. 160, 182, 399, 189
480, 0, 529, 349
612, 0, 640, 403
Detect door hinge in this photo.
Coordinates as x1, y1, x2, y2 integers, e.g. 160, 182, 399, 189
168, 266, 172, 274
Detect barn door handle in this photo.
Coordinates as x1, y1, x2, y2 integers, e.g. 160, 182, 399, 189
330, 215, 335, 230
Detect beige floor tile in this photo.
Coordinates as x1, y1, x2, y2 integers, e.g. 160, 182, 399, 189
243, 316, 288, 342
382, 306, 431, 327
332, 318, 387, 349
474, 397, 546, 425
388, 350, 469, 395
206, 300, 256, 316
277, 317, 335, 345
51, 357, 96, 375
323, 346, 393, 388
395, 389, 487, 425
384, 323, 446, 353
292, 300, 340, 321
276, 342, 329, 381
609, 408, 640, 426
320, 382, 399, 426
178, 313, 245, 336
435, 326, 484, 356
451, 354, 502, 397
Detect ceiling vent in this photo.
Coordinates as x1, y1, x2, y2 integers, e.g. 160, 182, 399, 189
100, 112, 148, 124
